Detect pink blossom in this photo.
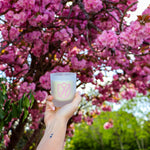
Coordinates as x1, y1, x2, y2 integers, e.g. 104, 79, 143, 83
143, 66, 150, 74
96, 30, 118, 48
90, 109, 101, 116
1, 29, 8, 40
29, 109, 42, 129
0, 64, 7, 71
14, 64, 29, 77
30, 31, 42, 41
13, 14, 21, 21
83, 0, 103, 13
110, 0, 119, 2
39, 72, 51, 90
54, 28, 73, 41
104, 122, 113, 129
9, 27, 20, 41
101, 105, 112, 112
95, 72, 103, 81
144, 23, 150, 37
66, 123, 75, 137
113, 74, 119, 80
92, 98, 102, 107
127, 0, 138, 11
5, 10, 14, 22
0, 47, 16, 64
4, 134, 10, 146
142, 6, 150, 15
72, 113, 82, 123
31, 39, 46, 57
71, 57, 86, 70
34, 90, 48, 102
14, 0, 35, 9
66, 126, 74, 137
53, 65, 70, 72
28, 17, 38, 27
13, 11, 27, 26
135, 81, 147, 95
121, 89, 136, 100
0, 0, 10, 13
4, 68, 12, 77
19, 82, 36, 99
119, 21, 145, 48
42, 14, 49, 23
84, 116, 93, 125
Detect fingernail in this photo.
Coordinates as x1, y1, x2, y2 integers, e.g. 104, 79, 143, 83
52, 106, 55, 111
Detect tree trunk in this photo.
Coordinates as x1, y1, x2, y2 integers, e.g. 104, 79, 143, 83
118, 136, 124, 150
6, 115, 27, 150
22, 119, 45, 150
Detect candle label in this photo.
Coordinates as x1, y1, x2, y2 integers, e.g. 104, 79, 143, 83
57, 82, 71, 99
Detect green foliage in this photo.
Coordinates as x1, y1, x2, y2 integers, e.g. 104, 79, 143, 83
66, 110, 150, 150
0, 78, 34, 145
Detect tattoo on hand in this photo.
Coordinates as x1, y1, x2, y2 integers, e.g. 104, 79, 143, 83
50, 133, 54, 138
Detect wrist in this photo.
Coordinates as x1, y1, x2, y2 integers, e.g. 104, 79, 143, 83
45, 117, 68, 130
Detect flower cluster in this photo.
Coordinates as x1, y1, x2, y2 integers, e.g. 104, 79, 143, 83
71, 57, 86, 70
83, 0, 103, 13
19, 82, 36, 99
34, 90, 48, 102
39, 72, 51, 90
104, 121, 113, 129
29, 109, 43, 129
96, 30, 118, 48
101, 105, 112, 112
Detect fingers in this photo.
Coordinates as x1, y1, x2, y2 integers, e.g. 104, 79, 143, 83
46, 101, 55, 111
72, 92, 81, 107
46, 95, 53, 102
45, 95, 55, 111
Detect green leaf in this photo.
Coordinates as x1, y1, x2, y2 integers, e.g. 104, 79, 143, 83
5, 113, 12, 123
11, 103, 18, 118
19, 95, 24, 110
23, 97, 30, 108
23, 109, 29, 122
0, 92, 4, 105
0, 109, 5, 120
0, 121, 4, 131
2, 84, 6, 95
4, 100, 10, 110
30, 93, 34, 108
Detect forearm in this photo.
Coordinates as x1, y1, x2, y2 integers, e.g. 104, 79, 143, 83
37, 118, 67, 150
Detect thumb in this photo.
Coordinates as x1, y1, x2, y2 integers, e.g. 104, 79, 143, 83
71, 92, 81, 108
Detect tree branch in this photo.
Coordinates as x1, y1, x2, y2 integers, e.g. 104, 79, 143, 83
119, 1, 138, 31
134, 52, 150, 56
86, 24, 96, 52
77, 0, 102, 32
0, 32, 24, 53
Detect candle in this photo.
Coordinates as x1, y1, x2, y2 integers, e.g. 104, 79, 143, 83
50, 72, 76, 107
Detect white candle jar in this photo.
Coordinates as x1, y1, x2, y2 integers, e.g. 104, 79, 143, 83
50, 72, 76, 107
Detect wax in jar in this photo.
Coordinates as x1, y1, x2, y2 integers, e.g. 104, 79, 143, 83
51, 80, 75, 101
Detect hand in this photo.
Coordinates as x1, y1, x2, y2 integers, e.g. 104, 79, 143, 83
44, 92, 81, 127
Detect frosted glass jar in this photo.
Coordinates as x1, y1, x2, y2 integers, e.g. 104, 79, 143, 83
50, 72, 76, 107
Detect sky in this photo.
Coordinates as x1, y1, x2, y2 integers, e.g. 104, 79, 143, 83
126, 0, 150, 23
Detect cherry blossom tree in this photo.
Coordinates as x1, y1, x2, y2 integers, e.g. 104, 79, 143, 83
0, 0, 150, 149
